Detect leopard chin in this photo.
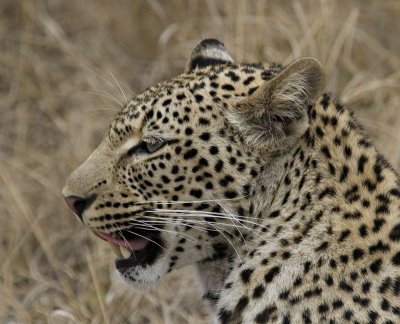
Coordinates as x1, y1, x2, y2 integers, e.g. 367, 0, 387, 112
116, 254, 170, 291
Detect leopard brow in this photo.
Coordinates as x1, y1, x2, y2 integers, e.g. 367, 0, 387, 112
143, 131, 177, 142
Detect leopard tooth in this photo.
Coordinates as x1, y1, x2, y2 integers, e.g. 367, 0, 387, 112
121, 246, 132, 259
110, 243, 123, 258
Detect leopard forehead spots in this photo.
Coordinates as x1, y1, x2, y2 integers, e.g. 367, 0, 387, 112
63, 39, 400, 323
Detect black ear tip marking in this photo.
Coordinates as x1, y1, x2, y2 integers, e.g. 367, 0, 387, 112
185, 38, 234, 72
195, 38, 225, 49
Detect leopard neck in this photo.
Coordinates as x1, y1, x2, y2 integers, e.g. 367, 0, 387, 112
248, 93, 399, 254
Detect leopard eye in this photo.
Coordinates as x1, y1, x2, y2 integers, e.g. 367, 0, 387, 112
145, 140, 165, 153
126, 140, 165, 157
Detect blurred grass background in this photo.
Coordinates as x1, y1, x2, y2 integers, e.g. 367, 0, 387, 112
0, 0, 399, 323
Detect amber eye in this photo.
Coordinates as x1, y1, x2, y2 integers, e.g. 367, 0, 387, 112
126, 140, 165, 157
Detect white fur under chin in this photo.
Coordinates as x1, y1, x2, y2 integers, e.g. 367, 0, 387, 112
116, 255, 169, 291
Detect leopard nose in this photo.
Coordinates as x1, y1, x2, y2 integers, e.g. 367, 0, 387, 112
64, 196, 87, 221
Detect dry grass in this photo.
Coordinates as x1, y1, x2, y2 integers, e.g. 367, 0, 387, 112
1, 0, 399, 323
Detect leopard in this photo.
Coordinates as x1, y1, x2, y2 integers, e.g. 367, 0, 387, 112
63, 39, 400, 323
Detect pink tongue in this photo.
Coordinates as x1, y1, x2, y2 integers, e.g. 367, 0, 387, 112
93, 231, 150, 251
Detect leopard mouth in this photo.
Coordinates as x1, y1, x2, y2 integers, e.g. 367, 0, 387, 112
93, 228, 163, 271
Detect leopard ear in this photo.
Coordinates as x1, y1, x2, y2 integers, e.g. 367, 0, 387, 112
185, 39, 234, 72
227, 57, 326, 151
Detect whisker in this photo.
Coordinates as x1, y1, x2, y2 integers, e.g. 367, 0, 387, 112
148, 210, 275, 237
112, 202, 264, 221
125, 195, 249, 207
87, 105, 121, 113
146, 215, 243, 260
115, 223, 131, 249
103, 195, 277, 223
208, 222, 242, 261
88, 90, 123, 106
142, 215, 247, 259
133, 215, 239, 237
131, 219, 199, 243
143, 213, 245, 230
124, 228, 171, 256
133, 218, 222, 241
219, 202, 249, 252
109, 71, 128, 104
82, 64, 126, 99
151, 209, 265, 230
134, 217, 210, 234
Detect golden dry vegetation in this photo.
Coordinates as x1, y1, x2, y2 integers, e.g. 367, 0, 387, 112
1, 1, 400, 323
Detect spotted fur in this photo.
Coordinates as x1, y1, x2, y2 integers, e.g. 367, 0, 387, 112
63, 39, 400, 323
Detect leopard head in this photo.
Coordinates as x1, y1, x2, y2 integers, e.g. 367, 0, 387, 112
63, 39, 325, 289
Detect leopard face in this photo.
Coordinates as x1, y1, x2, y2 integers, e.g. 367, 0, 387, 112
63, 39, 324, 290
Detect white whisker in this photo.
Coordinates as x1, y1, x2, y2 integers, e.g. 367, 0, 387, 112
124, 228, 171, 256
109, 71, 128, 104
115, 223, 131, 248
142, 214, 244, 260
151, 209, 267, 231
125, 195, 249, 206
82, 65, 125, 98
148, 209, 275, 237
132, 219, 199, 243
134, 215, 245, 241
88, 90, 123, 106
135, 217, 210, 233
218, 202, 249, 252
144, 213, 243, 229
